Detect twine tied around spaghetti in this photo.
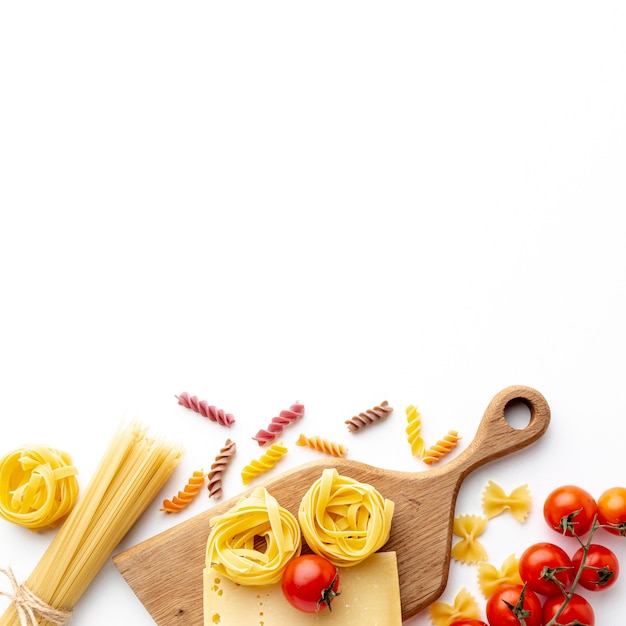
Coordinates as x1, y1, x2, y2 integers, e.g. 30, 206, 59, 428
0, 567, 72, 626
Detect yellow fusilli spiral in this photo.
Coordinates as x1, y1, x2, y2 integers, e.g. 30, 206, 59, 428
295, 433, 347, 458
0, 445, 79, 530
206, 487, 301, 585
240, 442, 288, 485
298, 468, 394, 567
405, 404, 426, 458
422, 430, 462, 465
160, 470, 205, 513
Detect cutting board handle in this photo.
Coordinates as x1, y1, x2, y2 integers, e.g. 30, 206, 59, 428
442, 384, 550, 480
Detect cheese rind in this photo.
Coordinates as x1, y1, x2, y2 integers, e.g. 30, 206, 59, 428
203, 551, 402, 625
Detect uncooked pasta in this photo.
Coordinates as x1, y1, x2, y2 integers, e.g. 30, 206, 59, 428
206, 487, 301, 585
240, 443, 288, 485
298, 468, 394, 567
344, 401, 393, 432
207, 439, 236, 499
405, 404, 426, 458
422, 430, 462, 465
160, 470, 205, 513
295, 433, 347, 458
481, 480, 532, 522
0, 445, 79, 531
428, 587, 481, 626
251, 402, 304, 445
175, 392, 235, 427
0, 421, 183, 626
450, 514, 488, 564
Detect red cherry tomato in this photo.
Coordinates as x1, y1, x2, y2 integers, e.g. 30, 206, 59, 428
571, 543, 619, 591
518, 542, 574, 596
597, 486, 626, 536
450, 621, 488, 626
485, 584, 542, 626
281, 554, 339, 613
542, 592, 595, 625
543, 485, 598, 536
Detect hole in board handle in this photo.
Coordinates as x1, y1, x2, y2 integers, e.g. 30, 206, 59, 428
503, 399, 532, 430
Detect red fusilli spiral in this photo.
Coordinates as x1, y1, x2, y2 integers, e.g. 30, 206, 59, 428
252, 402, 305, 446
344, 400, 393, 432
175, 392, 235, 427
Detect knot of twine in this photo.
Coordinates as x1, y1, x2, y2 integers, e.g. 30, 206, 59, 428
0, 567, 72, 626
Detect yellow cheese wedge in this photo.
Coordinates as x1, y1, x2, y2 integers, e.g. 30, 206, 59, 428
203, 551, 402, 625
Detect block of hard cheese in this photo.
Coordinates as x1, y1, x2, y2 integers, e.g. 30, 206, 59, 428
204, 551, 401, 625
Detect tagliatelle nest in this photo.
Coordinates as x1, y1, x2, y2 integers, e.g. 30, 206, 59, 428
206, 487, 301, 585
298, 468, 395, 567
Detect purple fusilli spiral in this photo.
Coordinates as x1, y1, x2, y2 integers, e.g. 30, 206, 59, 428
176, 392, 235, 427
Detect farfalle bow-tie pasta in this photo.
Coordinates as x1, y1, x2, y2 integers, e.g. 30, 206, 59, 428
206, 487, 301, 585
298, 468, 394, 567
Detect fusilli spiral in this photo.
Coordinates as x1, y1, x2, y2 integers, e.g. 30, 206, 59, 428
175, 392, 235, 427
160, 470, 205, 513
405, 404, 426, 457
207, 439, 237, 499
344, 400, 393, 432
422, 430, 462, 465
251, 402, 304, 445
295, 433, 347, 458
240, 442, 288, 485
0, 445, 79, 530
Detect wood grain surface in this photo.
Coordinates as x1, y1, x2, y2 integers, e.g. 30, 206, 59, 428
113, 385, 550, 624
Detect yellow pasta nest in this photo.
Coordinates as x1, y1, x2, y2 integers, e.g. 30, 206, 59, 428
298, 468, 394, 567
0, 445, 79, 531
206, 487, 301, 585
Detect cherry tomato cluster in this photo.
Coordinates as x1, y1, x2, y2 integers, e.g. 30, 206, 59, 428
450, 484, 626, 626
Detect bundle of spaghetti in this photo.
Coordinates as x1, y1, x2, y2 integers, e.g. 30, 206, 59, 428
344, 400, 392, 432
295, 433, 347, 458
251, 402, 304, 445
207, 439, 237, 499
240, 443, 288, 485
0, 421, 183, 626
175, 392, 235, 427
0, 445, 79, 531
405, 404, 426, 458
422, 430, 462, 465
160, 470, 205, 513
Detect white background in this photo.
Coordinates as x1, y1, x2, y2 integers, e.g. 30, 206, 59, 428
1, 2, 625, 624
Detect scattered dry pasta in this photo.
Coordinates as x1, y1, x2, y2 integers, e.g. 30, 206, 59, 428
206, 487, 301, 585
422, 430, 462, 465
252, 402, 305, 446
160, 470, 205, 513
429, 587, 481, 626
0, 445, 79, 531
298, 468, 394, 567
405, 404, 425, 458
477, 553, 523, 598
344, 400, 393, 432
295, 433, 347, 458
240, 442, 288, 485
175, 392, 235, 427
451, 514, 488, 564
207, 439, 237, 499
481, 480, 532, 522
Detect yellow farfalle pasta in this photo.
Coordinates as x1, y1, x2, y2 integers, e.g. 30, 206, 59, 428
451, 514, 488, 564
422, 430, 462, 465
477, 553, 523, 598
481, 480, 532, 522
405, 404, 426, 458
298, 468, 394, 567
295, 433, 347, 458
0, 445, 79, 531
206, 487, 301, 585
240, 442, 288, 485
429, 587, 481, 626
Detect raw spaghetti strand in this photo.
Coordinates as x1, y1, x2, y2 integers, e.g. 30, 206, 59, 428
0, 421, 183, 626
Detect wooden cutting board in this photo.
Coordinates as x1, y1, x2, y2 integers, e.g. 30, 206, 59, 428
113, 385, 550, 624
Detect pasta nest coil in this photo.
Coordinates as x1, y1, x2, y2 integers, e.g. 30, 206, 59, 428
0, 445, 79, 530
298, 467, 395, 567
206, 487, 301, 585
